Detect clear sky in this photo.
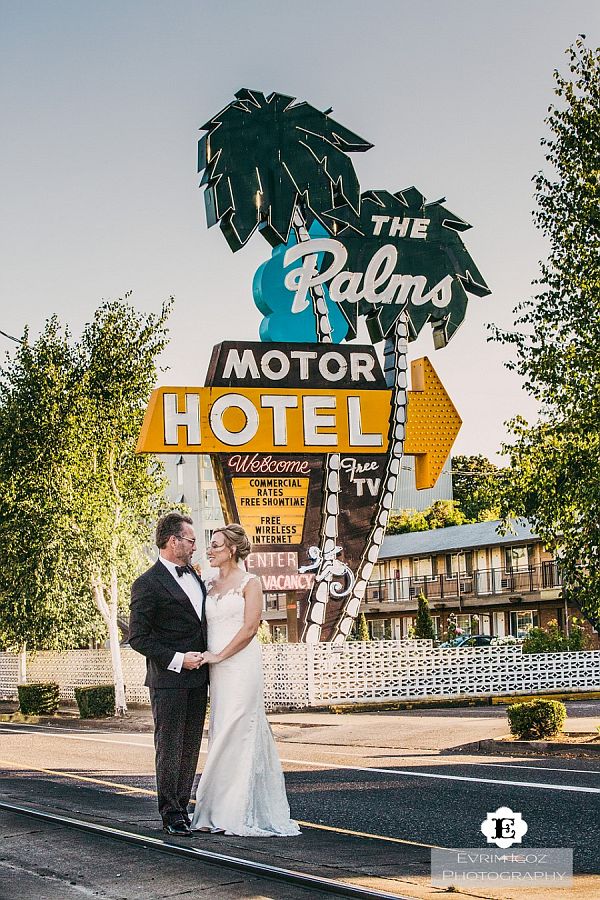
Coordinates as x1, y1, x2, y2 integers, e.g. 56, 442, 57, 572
1, 1, 597, 460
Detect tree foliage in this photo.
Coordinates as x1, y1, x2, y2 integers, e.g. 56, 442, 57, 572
451, 454, 502, 522
414, 593, 435, 640
386, 500, 466, 535
521, 617, 587, 653
348, 612, 370, 641
492, 40, 600, 633
0, 319, 97, 649
0, 299, 172, 683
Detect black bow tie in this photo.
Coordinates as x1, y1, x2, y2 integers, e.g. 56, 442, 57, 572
176, 565, 193, 578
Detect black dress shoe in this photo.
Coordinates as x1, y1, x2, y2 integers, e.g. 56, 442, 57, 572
163, 821, 191, 836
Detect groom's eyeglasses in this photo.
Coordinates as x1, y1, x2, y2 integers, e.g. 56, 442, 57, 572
177, 535, 197, 546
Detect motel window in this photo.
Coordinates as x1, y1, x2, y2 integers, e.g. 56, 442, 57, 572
412, 557, 432, 579
431, 615, 441, 639
456, 614, 472, 636
401, 616, 415, 638
203, 488, 220, 509
445, 553, 474, 577
504, 545, 534, 571
509, 610, 539, 638
432, 557, 443, 577
272, 624, 288, 643
369, 619, 392, 640
265, 592, 286, 612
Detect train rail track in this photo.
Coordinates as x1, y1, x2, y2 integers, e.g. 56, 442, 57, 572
0, 799, 412, 900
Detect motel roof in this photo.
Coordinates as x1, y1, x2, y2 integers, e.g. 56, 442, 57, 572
378, 519, 539, 560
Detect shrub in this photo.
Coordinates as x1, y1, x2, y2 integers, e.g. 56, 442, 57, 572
17, 682, 60, 715
507, 698, 566, 739
74, 684, 115, 719
256, 621, 272, 644
522, 618, 588, 653
348, 612, 370, 642
414, 593, 435, 640
445, 613, 458, 641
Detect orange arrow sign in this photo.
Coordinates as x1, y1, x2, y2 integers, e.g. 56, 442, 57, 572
404, 357, 461, 490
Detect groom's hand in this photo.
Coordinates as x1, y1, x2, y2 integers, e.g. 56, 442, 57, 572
182, 651, 204, 670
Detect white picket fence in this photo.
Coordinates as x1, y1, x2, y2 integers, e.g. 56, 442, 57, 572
0, 643, 599, 711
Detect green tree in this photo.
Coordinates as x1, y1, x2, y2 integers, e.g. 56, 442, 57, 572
0, 320, 102, 651
348, 612, 370, 641
72, 300, 172, 713
492, 40, 600, 635
386, 509, 429, 535
414, 593, 435, 640
0, 299, 172, 712
386, 500, 465, 534
451, 454, 502, 521
424, 500, 466, 530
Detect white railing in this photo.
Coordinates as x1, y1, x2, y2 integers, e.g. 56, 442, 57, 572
0, 643, 598, 711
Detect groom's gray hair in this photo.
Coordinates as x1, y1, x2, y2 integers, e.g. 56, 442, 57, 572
155, 511, 193, 548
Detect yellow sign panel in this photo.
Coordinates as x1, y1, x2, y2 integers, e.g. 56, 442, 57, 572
232, 476, 310, 545
404, 357, 462, 489
136, 386, 392, 455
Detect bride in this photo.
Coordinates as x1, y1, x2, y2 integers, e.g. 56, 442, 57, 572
191, 523, 300, 837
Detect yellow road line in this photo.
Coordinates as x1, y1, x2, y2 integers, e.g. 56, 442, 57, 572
0, 758, 155, 797
295, 819, 444, 849
0, 758, 442, 850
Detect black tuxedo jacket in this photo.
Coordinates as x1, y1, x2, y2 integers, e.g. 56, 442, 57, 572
129, 560, 208, 689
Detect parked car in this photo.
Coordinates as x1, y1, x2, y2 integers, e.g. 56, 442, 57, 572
440, 634, 494, 648
440, 634, 520, 648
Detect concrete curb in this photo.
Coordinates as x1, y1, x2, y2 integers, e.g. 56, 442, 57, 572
327, 697, 491, 713
0, 712, 40, 724
326, 691, 600, 714
453, 736, 600, 758
491, 691, 600, 705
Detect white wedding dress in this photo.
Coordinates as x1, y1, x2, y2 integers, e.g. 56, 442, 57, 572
191, 572, 300, 837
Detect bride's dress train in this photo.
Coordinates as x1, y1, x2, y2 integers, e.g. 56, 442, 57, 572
191, 573, 299, 836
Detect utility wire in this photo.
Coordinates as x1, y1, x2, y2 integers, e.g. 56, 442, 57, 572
0, 328, 24, 344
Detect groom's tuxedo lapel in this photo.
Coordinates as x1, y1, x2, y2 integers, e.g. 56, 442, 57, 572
190, 569, 209, 642
152, 560, 201, 621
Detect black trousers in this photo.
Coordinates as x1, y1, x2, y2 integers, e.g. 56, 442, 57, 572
149, 685, 208, 824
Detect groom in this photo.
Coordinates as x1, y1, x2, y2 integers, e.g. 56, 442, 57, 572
129, 511, 208, 835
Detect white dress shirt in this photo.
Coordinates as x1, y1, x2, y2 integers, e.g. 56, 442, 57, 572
158, 555, 204, 674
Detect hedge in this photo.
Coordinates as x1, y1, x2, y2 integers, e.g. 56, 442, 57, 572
17, 682, 60, 715
74, 684, 115, 719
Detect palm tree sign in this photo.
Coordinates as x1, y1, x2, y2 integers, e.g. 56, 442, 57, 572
198, 88, 372, 341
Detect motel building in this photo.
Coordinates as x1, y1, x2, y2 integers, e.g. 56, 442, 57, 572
366, 520, 599, 648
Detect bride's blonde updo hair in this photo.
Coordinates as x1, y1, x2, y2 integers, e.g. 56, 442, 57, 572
213, 524, 252, 562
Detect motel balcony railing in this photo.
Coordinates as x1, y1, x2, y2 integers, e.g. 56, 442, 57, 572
364, 562, 562, 605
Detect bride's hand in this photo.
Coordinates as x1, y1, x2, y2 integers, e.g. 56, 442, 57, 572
199, 651, 220, 666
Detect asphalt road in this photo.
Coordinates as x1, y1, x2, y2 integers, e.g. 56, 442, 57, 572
0, 717, 599, 900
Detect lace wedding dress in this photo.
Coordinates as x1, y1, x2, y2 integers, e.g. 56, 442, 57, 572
191, 572, 300, 836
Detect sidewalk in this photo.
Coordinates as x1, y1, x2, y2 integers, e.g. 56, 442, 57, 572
2, 699, 599, 754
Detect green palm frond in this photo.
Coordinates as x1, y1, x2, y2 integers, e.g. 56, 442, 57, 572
324, 187, 491, 345
199, 88, 373, 252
